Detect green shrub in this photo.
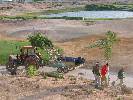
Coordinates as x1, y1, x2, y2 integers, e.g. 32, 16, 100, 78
88, 31, 118, 61
0, 15, 39, 20
37, 48, 51, 65
41, 16, 83, 20
85, 4, 117, 11
27, 65, 38, 76
28, 33, 53, 49
64, 16, 83, 20
45, 71, 64, 79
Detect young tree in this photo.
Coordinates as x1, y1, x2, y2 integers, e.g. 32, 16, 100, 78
88, 31, 119, 85
28, 33, 63, 61
88, 31, 118, 61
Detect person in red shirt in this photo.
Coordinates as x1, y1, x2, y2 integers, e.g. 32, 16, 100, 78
101, 63, 109, 87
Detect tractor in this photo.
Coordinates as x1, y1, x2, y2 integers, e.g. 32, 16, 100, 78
6, 46, 44, 75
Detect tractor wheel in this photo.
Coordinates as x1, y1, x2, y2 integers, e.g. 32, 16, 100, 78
57, 67, 63, 73
63, 67, 69, 73
6, 61, 18, 75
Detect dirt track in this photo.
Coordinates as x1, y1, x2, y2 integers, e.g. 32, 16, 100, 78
0, 66, 133, 100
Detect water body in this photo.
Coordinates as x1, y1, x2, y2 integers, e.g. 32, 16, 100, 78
46, 11, 133, 18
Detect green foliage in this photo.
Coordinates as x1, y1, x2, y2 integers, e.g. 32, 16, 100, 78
28, 33, 53, 49
62, 16, 83, 20
85, 4, 133, 11
0, 15, 38, 20
56, 47, 64, 55
37, 46, 63, 64
89, 31, 118, 60
28, 33, 63, 64
27, 65, 38, 76
83, 18, 114, 21
39, 16, 83, 20
85, 4, 118, 11
45, 71, 64, 79
37, 48, 51, 65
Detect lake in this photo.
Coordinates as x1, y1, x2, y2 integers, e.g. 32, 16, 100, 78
46, 11, 133, 19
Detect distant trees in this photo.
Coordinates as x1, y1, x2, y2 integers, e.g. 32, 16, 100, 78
85, 4, 117, 11
85, 4, 133, 11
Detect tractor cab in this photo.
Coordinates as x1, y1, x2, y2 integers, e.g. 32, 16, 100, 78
20, 46, 37, 56
19, 46, 40, 64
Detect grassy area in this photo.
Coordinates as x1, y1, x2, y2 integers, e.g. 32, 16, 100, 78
83, 18, 116, 21
0, 40, 52, 65
0, 15, 38, 20
0, 15, 84, 20
0, 40, 29, 64
39, 16, 83, 20
0, 15, 125, 21
85, 4, 133, 11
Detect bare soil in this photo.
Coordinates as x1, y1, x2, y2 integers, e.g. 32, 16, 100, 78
1, 19, 133, 40
0, 75, 132, 100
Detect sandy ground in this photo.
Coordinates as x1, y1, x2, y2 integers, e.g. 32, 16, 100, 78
0, 66, 133, 100
1, 19, 133, 40
0, 19, 89, 41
